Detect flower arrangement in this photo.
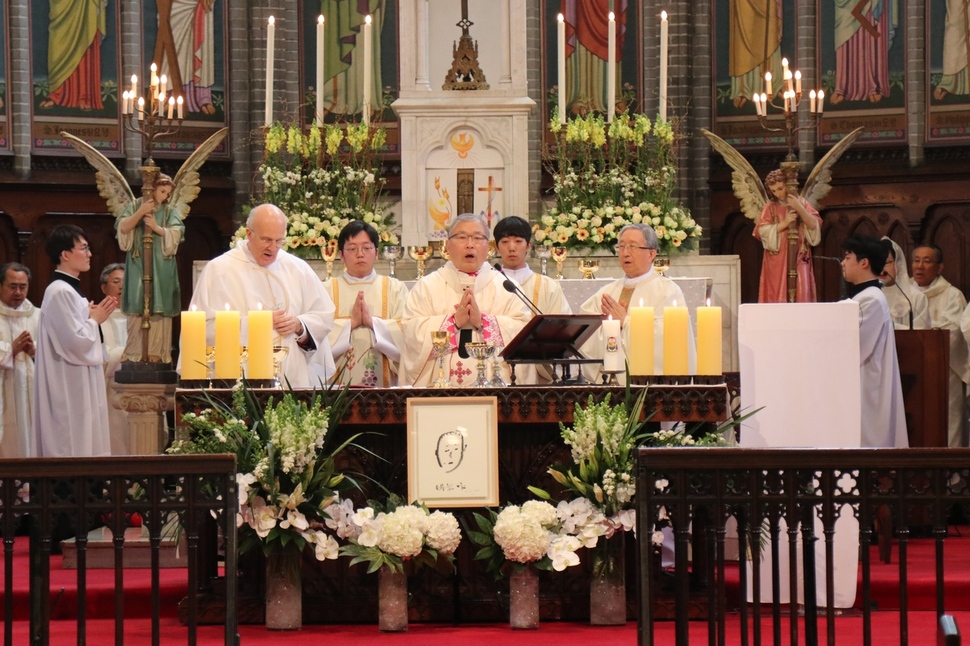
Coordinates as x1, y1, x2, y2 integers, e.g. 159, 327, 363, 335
327, 494, 462, 574
538, 111, 701, 255
241, 121, 399, 257
468, 499, 589, 577
169, 383, 356, 561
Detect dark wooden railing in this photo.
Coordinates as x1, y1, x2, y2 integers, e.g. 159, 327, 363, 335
0, 455, 237, 646
637, 448, 970, 646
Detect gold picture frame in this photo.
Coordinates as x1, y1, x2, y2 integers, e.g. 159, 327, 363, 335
406, 396, 499, 508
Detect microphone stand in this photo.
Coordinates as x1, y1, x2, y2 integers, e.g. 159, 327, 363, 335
493, 264, 543, 316
894, 281, 914, 330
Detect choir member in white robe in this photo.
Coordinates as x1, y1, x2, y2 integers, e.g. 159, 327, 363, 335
99, 263, 130, 454
579, 224, 695, 383
186, 204, 336, 388
879, 238, 932, 330
842, 235, 908, 448
324, 221, 408, 387
33, 225, 118, 457
400, 214, 533, 387
494, 216, 571, 383
0, 263, 39, 458
912, 244, 970, 447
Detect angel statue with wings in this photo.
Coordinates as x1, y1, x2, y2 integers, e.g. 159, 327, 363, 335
61, 128, 228, 364
701, 126, 865, 303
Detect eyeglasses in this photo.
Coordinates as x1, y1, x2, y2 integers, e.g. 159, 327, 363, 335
343, 245, 376, 255
616, 243, 653, 252
448, 234, 489, 244
73, 244, 91, 254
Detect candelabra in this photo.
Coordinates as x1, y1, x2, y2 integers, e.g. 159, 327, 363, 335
121, 63, 185, 361
751, 58, 824, 163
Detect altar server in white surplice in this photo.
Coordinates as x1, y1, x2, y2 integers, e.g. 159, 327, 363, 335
99, 263, 131, 454
324, 221, 408, 387
33, 225, 118, 457
912, 244, 970, 447
0, 263, 40, 458
879, 238, 932, 331
579, 224, 695, 383
493, 216, 571, 384
841, 235, 908, 448
400, 214, 533, 387
186, 204, 336, 388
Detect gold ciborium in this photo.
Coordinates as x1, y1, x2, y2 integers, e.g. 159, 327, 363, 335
578, 258, 600, 280
409, 246, 433, 278
322, 239, 339, 279
464, 342, 495, 388
550, 246, 569, 280
381, 245, 404, 278
431, 331, 450, 388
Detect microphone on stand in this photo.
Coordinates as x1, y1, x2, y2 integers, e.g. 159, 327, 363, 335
813, 255, 847, 300
894, 281, 914, 330
493, 263, 543, 316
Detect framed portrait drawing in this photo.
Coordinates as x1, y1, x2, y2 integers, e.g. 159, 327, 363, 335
407, 396, 499, 508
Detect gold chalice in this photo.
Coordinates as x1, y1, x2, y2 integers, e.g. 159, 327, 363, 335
465, 342, 495, 388
578, 258, 600, 280
322, 239, 339, 279
381, 245, 404, 278
550, 246, 569, 280
409, 246, 433, 279
431, 331, 450, 388
533, 246, 553, 276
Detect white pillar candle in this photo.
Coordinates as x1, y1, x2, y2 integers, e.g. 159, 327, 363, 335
167, 96, 174, 120
659, 10, 668, 121
794, 70, 802, 95
602, 316, 622, 372
137, 97, 145, 121
764, 71, 771, 97
607, 12, 616, 123
363, 15, 373, 127
177, 95, 184, 120
557, 13, 566, 125
265, 16, 276, 126
316, 15, 325, 127
810, 89, 817, 113
817, 90, 825, 114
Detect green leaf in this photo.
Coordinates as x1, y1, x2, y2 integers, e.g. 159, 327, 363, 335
527, 486, 552, 500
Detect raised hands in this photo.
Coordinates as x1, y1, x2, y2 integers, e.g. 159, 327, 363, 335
89, 295, 119, 325
454, 288, 483, 330
349, 291, 373, 330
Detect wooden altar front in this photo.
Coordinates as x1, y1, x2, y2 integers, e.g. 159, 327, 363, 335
176, 383, 730, 624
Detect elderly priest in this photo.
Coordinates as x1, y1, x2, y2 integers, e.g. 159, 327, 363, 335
0, 263, 39, 458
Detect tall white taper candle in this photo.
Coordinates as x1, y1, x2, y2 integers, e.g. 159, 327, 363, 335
659, 11, 668, 121
265, 16, 275, 126
363, 15, 373, 127
607, 12, 616, 123
316, 16, 325, 127
558, 13, 566, 125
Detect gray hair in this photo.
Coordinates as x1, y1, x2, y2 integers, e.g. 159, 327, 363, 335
0, 262, 30, 284
618, 223, 659, 250
100, 262, 125, 284
447, 213, 490, 239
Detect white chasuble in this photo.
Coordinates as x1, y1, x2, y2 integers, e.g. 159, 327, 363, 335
0, 300, 40, 458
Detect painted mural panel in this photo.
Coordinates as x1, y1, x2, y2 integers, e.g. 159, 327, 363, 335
301, 0, 398, 129
0, 0, 9, 152
817, 0, 906, 144
712, 0, 796, 146
542, 0, 640, 124
928, 0, 970, 142
31, 0, 122, 153
142, 0, 227, 155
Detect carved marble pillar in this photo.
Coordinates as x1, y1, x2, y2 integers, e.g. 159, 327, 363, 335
112, 383, 176, 455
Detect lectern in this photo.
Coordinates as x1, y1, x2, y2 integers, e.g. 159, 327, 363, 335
500, 314, 604, 384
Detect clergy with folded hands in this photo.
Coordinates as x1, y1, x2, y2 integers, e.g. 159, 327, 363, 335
324, 220, 408, 386
579, 223, 695, 382
400, 214, 533, 387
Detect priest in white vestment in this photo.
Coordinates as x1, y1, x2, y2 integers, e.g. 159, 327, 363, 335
325, 221, 408, 387
842, 235, 908, 447
99, 263, 130, 454
400, 214, 533, 387
186, 204, 336, 387
0, 263, 40, 458
579, 224, 695, 382
33, 226, 118, 457
493, 216, 571, 383
879, 238, 932, 330
912, 244, 969, 447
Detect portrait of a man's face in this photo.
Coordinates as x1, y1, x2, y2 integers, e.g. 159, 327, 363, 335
435, 428, 467, 473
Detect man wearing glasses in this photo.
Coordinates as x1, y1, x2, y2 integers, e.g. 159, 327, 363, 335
400, 214, 533, 387
33, 225, 119, 457
579, 224, 695, 382
186, 203, 337, 387
323, 220, 408, 387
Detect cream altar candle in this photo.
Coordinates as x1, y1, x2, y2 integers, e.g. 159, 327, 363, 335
662, 301, 688, 375
247, 307, 274, 380
180, 307, 207, 380
265, 16, 276, 126
602, 316, 622, 372
607, 12, 616, 123
628, 303, 654, 375
659, 10, 668, 121
695, 300, 722, 375
177, 95, 184, 120
557, 13, 566, 125
363, 15, 373, 126
215, 306, 241, 380
316, 15, 325, 126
